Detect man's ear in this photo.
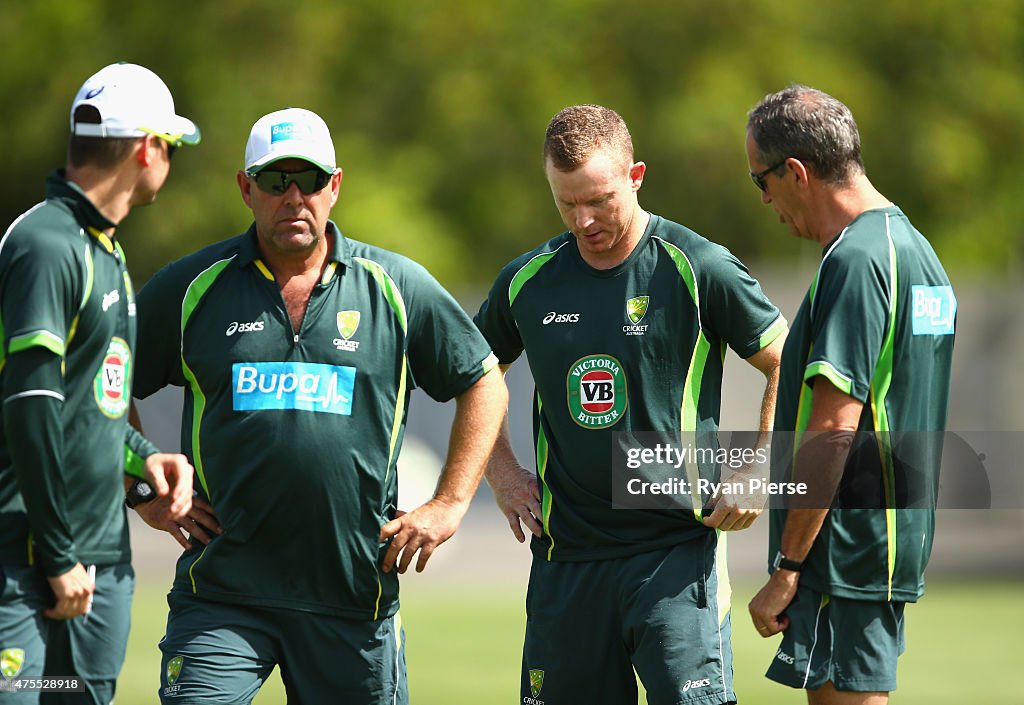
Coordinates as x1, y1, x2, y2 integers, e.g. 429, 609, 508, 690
788, 157, 811, 187
328, 168, 343, 207
237, 170, 253, 208
629, 161, 646, 192
135, 135, 155, 167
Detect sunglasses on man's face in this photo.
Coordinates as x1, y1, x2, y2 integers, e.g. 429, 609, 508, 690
750, 159, 787, 192
247, 169, 332, 196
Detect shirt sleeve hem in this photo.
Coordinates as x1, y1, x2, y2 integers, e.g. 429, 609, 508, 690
803, 360, 864, 400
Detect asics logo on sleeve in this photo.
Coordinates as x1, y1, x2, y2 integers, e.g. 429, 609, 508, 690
101, 289, 120, 311
226, 320, 265, 336
232, 362, 355, 415
682, 678, 711, 692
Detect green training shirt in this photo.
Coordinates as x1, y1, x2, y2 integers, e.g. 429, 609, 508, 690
771, 205, 956, 602
0, 172, 152, 574
475, 214, 784, 562
133, 222, 495, 620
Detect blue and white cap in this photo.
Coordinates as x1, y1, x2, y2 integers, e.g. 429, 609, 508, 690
70, 63, 200, 146
244, 108, 337, 174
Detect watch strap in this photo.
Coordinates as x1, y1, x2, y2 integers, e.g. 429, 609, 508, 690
773, 550, 804, 572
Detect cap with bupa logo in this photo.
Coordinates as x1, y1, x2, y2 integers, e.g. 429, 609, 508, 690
244, 108, 336, 175
70, 62, 200, 147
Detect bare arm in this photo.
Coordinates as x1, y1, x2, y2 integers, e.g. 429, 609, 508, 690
380, 365, 508, 573
485, 364, 543, 542
748, 377, 863, 636
704, 331, 786, 531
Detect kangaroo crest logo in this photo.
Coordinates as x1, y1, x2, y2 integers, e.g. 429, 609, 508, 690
1, 648, 25, 679
528, 669, 545, 698
166, 655, 184, 685
626, 295, 649, 324
337, 311, 361, 340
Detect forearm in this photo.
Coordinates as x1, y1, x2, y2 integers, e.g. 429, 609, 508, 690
757, 365, 779, 437
4, 348, 76, 575
485, 414, 525, 479
747, 332, 784, 439
435, 367, 508, 506
124, 425, 160, 480
778, 381, 862, 563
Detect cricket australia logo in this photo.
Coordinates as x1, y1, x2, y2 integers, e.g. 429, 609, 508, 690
1, 648, 25, 679
93, 337, 131, 418
526, 668, 545, 702
166, 656, 183, 685
334, 310, 361, 351
567, 354, 628, 429
163, 654, 184, 697
623, 295, 650, 336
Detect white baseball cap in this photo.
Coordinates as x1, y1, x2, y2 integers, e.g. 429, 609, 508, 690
244, 108, 336, 174
70, 62, 200, 146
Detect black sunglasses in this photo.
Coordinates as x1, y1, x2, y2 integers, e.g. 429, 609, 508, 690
247, 168, 331, 196
750, 159, 787, 192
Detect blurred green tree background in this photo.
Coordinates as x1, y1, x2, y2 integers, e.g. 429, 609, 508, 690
3, 0, 1022, 290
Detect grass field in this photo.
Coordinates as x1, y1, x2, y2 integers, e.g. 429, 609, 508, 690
118, 578, 1020, 703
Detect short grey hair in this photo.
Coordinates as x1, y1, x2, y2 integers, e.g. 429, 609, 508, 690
747, 85, 864, 185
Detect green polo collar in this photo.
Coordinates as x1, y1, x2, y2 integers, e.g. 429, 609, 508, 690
236, 219, 352, 276
45, 170, 117, 233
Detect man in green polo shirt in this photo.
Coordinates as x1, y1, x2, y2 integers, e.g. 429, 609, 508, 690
745, 86, 956, 704
0, 63, 198, 704
475, 104, 786, 705
132, 107, 507, 704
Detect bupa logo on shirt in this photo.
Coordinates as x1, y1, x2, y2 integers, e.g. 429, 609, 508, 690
270, 122, 313, 143
232, 362, 355, 415
566, 354, 628, 428
911, 285, 956, 335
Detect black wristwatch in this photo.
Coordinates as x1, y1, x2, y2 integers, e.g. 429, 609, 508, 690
772, 550, 804, 572
125, 478, 156, 508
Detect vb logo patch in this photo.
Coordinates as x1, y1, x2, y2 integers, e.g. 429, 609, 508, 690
93, 337, 131, 418
1, 648, 25, 679
166, 655, 184, 685
334, 310, 361, 351
529, 669, 545, 698
567, 354, 628, 428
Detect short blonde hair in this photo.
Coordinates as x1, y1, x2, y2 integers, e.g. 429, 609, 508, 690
543, 104, 634, 171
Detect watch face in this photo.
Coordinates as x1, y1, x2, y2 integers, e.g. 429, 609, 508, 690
136, 481, 153, 498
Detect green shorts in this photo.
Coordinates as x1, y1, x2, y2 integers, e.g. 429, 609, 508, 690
158, 591, 407, 705
522, 532, 734, 705
766, 583, 906, 693
0, 562, 133, 705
